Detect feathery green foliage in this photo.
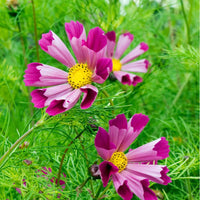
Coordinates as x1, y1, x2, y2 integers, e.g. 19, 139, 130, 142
0, 0, 199, 199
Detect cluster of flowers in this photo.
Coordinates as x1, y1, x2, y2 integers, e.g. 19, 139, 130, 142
23, 21, 171, 200
24, 21, 149, 116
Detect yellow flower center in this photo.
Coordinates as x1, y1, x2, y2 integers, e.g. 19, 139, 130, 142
68, 63, 93, 89
112, 58, 122, 71
109, 152, 128, 172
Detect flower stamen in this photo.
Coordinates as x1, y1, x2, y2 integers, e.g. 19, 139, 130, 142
112, 59, 122, 71
68, 63, 92, 89
109, 152, 128, 172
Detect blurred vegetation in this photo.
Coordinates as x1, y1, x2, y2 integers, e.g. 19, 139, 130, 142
0, 0, 199, 199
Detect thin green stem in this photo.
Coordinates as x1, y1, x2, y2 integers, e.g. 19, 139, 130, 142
56, 129, 85, 186
31, 0, 40, 62
101, 89, 114, 114
77, 129, 94, 196
0, 117, 45, 168
180, 0, 191, 44
76, 177, 91, 195
96, 181, 112, 200
94, 183, 103, 200
101, 89, 114, 107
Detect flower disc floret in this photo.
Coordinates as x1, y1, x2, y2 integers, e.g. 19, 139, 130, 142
112, 58, 122, 71
109, 152, 127, 172
68, 63, 93, 89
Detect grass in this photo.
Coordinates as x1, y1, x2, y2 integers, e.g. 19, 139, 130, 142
0, 0, 199, 199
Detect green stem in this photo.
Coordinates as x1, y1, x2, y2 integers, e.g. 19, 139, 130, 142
94, 183, 103, 200
77, 129, 94, 196
101, 89, 114, 107
96, 181, 112, 200
101, 89, 114, 114
31, 0, 40, 62
76, 177, 91, 195
180, 0, 191, 44
56, 129, 85, 186
0, 117, 45, 168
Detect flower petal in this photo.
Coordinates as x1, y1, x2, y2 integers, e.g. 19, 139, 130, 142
99, 161, 118, 187
113, 71, 143, 86
39, 31, 75, 67
112, 173, 133, 200
120, 170, 150, 200
108, 114, 128, 151
126, 163, 171, 185
115, 33, 134, 59
80, 84, 98, 109
105, 31, 116, 57
95, 127, 116, 160
46, 89, 82, 115
65, 21, 86, 63
141, 179, 158, 200
15, 188, 22, 194
118, 113, 149, 152
24, 63, 68, 87
121, 59, 150, 73
31, 84, 72, 108
82, 27, 107, 70
126, 137, 170, 162
121, 42, 149, 65
92, 58, 112, 84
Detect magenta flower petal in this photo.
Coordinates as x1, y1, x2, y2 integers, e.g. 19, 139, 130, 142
95, 127, 116, 160
141, 179, 157, 200
109, 113, 127, 129
113, 71, 143, 86
121, 59, 150, 73
24, 63, 68, 87
118, 113, 149, 152
126, 163, 171, 185
92, 58, 112, 84
126, 137, 170, 162
82, 27, 107, 70
118, 180, 133, 200
39, 31, 75, 67
99, 161, 118, 187
115, 33, 134, 59
46, 89, 82, 115
31, 89, 47, 108
121, 42, 149, 65
112, 173, 133, 200
120, 170, 151, 200
65, 21, 86, 63
15, 188, 22, 194
46, 99, 65, 116
108, 114, 128, 150
80, 84, 98, 109
31, 84, 72, 108
105, 31, 116, 57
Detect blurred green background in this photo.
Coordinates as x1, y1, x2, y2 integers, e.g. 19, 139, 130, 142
0, 0, 199, 199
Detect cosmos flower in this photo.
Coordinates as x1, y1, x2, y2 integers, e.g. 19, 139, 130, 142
105, 31, 150, 86
24, 21, 112, 116
95, 113, 171, 200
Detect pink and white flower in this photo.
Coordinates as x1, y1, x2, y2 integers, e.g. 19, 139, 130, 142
106, 31, 150, 86
95, 113, 171, 200
24, 21, 112, 115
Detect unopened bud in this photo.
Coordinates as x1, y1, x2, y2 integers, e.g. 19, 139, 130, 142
23, 159, 32, 165
89, 164, 101, 180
